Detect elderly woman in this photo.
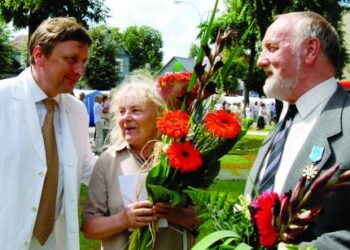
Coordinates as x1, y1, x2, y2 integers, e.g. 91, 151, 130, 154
82, 76, 197, 249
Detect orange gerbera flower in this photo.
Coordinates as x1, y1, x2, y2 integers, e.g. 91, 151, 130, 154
204, 109, 241, 138
156, 72, 192, 109
157, 110, 189, 138
166, 141, 202, 173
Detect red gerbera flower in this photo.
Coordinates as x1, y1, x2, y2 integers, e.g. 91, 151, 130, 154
157, 110, 189, 138
253, 192, 280, 247
166, 141, 202, 173
156, 72, 192, 108
204, 109, 241, 138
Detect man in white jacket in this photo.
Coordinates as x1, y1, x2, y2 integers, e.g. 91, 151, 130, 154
0, 17, 96, 250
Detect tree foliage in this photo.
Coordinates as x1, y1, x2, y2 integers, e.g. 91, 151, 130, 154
0, 0, 109, 37
0, 20, 15, 73
189, 43, 200, 58
122, 25, 163, 72
83, 24, 122, 90
204, 0, 350, 105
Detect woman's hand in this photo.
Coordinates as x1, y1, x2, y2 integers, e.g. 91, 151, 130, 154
123, 200, 157, 228
82, 200, 157, 240
153, 202, 201, 230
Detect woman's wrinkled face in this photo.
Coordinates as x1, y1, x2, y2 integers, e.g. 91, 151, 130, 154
118, 94, 158, 152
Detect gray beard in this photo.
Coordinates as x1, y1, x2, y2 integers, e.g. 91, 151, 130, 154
263, 75, 298, 101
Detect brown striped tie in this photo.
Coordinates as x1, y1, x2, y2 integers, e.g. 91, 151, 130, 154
33, 98, 59, 245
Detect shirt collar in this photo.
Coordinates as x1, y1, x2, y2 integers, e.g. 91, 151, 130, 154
114, 141, 129, 152
27, 67, 60, 104
113, 141, 146, 164
295, 77, 337, 119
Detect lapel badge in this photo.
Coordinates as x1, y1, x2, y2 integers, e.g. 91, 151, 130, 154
303, 164, 319, 180
303, 146, 324, 180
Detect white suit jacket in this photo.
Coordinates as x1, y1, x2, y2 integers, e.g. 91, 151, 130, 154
0, 69, 96, 250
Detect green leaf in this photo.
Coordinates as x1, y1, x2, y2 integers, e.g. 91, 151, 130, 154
139, 228, 152, 250
219, 245, 236, 249
222, 237, 235, 245
218, 20, 255, 83
128, 229, 140, 250
146, 155, 169, 187
234, 242, 253, 250
182, 0, 219, 110
192, 230, 239, 250
147, 184, 186, 206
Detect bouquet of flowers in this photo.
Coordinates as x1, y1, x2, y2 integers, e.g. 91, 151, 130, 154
128, 0, 254, 249
188, 163, 350, 250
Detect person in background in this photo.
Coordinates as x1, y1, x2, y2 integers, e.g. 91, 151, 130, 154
245, 11, 350, 248
267, 102, 277, 125
79, 92, 86, 102
252, 101, 259, 120
101, 94, 112, 147
221, 100, 229, 111
244, 102, 252, 118
82, 76, 198, 250
0, 17, 96, 250
78, 91, 89, 113
93, 95, 104, 154
256, 102, 267, 130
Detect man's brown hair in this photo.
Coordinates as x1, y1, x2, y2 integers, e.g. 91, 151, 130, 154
29, 17, 92, 65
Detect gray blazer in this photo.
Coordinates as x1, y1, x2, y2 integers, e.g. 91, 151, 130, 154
245, 86, 350, 249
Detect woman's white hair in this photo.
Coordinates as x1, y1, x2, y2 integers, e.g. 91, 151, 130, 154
108, 72, 166, 146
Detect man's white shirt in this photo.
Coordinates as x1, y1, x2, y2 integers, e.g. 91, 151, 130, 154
259, 78, 337, 194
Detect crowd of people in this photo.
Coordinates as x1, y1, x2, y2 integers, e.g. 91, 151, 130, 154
78, 92, 112, 154
219, 99, 277, 130
1, 10, 350, 250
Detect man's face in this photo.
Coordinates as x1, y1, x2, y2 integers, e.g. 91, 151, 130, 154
36, 40, 89, 97
257, 16, 302, 101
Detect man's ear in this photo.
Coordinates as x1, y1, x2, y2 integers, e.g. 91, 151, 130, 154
303, 37, 321, 65
32, 45, 45, 66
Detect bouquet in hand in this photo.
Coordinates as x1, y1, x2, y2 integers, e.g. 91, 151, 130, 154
188, 163, 350, 250
128, 0, 254, 249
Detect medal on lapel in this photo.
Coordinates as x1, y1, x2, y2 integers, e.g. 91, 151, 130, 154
302, 146, 324, 180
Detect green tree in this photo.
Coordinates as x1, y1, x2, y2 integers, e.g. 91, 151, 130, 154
0, 0, 109, 38
206, 0, 259, 102
122, 25, 163, 72
83, 24, 122, 90
205, 0, 350, 106
0, 20, 15, 74
189, 43, 200, 58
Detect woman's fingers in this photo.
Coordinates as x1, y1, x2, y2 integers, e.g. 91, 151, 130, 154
154, 202, 172, 208
135, 215, 157, 223
134, 207, 156, 216
133, 200, 154, 209
125, 200, 158, 228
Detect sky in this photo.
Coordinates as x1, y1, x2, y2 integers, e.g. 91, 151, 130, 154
104, 0, 225, 64
11, 0, 225, 65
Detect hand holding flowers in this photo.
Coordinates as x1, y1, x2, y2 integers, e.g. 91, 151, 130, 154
153, 202, 200, 231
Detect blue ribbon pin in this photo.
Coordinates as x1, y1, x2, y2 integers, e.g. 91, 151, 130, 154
309, 146, 324, 164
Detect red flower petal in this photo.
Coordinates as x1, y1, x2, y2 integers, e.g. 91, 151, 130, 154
204, 109, 241, 138
166, 141, 202, 172
253, 192, 280, 247
155, 72, 192, 107
157, 110, 189, 138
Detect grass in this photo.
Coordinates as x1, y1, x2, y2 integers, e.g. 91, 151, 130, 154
209, 179, 246, 198
230, 133, 266, 155
78, 130, 267, 249
79, 184, 100, 250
